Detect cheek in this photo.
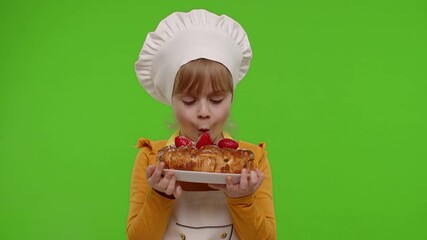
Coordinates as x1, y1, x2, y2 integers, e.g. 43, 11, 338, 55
173, 105, 191, 125
175, 112, 186, 125
217, 104, 231, 121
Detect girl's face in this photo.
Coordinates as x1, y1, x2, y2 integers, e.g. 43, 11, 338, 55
172, 85, 232, 143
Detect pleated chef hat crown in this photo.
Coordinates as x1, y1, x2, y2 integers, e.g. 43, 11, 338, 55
135, 9, 253, 105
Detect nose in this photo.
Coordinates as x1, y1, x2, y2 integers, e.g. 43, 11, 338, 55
197, 101, 211, 119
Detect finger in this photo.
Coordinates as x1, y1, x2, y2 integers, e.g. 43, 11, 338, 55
225, 176, 236, 193
146, 164, 156, 178
249, 170, 258, 187
254, 168, 265, 189
154, 162, 165, 176
173, 184, 182, 199
239, 169, 249, 191
164, 176, 176, 195
158, 171, 174, 191
150, 162, 165, 183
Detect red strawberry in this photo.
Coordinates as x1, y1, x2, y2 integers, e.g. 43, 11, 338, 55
217, 138, 239, 149
196, 132, 213, 149
175, 136, 192, 147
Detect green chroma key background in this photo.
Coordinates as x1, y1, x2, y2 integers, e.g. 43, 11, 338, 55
1, 0, 426, 239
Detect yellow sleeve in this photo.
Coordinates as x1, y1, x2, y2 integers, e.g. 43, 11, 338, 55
226, 143, 277, 240
126, 139, 175, 240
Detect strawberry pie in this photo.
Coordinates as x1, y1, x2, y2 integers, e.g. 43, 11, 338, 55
157, 132, 254, 173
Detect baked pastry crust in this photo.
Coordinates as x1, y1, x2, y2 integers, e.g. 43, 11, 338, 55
157, 145, 254, 173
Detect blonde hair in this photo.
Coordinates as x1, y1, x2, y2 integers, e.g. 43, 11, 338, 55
172, 58, 233, 96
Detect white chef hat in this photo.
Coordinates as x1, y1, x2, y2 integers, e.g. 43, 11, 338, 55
135, 9, 253, 105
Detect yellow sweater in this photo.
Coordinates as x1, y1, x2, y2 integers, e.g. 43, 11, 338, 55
126, 136, 276, 239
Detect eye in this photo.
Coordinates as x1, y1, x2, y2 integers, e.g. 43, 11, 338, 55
210, 97, 224, 104
181, 96, 196, 106
183, 100, 196, 106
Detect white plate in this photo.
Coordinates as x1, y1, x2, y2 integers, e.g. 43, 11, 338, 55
163, 169, 241, 184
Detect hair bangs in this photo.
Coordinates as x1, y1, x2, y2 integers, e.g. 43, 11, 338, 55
173, 58, 233, 96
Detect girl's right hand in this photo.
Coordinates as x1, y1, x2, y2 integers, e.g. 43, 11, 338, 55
146, 162, 182, 199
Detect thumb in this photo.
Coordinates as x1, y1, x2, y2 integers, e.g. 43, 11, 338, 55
173, 185, 182, 199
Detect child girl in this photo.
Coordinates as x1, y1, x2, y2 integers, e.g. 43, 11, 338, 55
127, 9, 276, 240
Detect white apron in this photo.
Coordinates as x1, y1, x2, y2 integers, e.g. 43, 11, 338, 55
163, 191, 239, 240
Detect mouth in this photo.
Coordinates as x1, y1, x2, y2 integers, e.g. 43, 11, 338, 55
199, 128, 210, 133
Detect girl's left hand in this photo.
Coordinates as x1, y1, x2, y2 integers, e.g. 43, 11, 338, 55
209, 168, 264, 198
